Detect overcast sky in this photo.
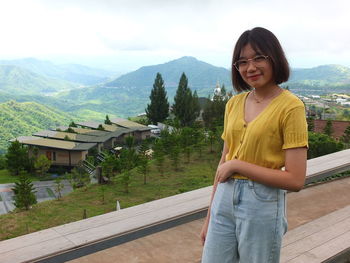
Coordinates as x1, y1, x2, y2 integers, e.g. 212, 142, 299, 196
0, 0, 349, 73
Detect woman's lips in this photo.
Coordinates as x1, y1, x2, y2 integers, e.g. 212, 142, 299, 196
248, 74, 261, 81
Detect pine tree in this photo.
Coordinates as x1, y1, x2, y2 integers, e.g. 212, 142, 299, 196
323, 120, 333, 137
34, 155, 51, 177
5, 140, 29, 175
146, 73, 170, 124
69, 121, 77, 127
341, 125, 350, 145
12, 173, 37, 210
307, 117, 315, 132
172, 73, 200, 127
104, 115, 112, 125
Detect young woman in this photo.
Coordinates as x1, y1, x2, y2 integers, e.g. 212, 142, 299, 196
200, 27, 308, 263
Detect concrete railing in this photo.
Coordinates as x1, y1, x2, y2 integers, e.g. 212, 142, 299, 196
0, 149, 349, 263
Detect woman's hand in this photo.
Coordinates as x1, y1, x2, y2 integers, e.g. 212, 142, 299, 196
216, 160, 236, 183
200, 219, 209, 246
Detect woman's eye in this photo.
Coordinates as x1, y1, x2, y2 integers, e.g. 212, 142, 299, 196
238, 60, 247, 66
254, 56, 265, 62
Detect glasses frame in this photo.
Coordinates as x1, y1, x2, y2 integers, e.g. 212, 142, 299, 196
233, 55, 269, 71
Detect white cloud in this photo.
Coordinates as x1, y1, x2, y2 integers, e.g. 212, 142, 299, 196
0, 0, 349, 70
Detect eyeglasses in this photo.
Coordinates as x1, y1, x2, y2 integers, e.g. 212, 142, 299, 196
233, 55, 269, 71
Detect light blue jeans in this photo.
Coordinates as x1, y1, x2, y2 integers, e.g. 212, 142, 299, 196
202, 179, 287, 263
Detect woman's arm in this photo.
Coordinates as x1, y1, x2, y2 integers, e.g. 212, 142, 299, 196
200, 142, 228, 245
216, 147, 307, 192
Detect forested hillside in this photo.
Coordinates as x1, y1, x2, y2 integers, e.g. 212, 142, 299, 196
0, 101, 76, 153
0, 65, 76, 94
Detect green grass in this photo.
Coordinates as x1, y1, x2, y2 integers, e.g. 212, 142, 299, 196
0, 146, 221, 240
0, 170, 38, 184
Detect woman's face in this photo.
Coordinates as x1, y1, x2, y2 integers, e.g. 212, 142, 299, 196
238, 43, 275, 90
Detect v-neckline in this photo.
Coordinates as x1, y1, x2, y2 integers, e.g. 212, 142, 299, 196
243, 89, 285, 125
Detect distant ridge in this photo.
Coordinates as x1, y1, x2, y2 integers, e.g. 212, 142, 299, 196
105, 56, 232, 88
0, 58, 113, 86
0, 65, 75, 94
290, 64, 350, 85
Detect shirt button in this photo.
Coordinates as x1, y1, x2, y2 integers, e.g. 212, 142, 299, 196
240, 140, 243, 144
234, 155, 238, 158
243, 124, 247, 128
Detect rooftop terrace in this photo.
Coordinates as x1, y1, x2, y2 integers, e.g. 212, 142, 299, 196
1, 149, 349, 263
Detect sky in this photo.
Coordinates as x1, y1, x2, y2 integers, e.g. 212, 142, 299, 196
0, 0, 349, 73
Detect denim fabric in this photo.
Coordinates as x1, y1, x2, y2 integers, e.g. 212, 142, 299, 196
202, 179, 287, 263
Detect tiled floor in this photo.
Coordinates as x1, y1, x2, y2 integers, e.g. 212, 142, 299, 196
68, 177, 350, 263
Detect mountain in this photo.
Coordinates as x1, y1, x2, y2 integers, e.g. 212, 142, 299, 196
0, 100, 77, 153
0, 58, 114, 85
56, 59, 350, 119
105, 56, 232, 91
0, 65, 76, 94
289, 64, 350, 86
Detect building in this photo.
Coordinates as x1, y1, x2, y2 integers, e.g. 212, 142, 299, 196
14, 136, 97, 167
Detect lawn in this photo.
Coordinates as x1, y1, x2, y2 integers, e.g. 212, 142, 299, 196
0, 146, 221, 240
0, 170, 38, 184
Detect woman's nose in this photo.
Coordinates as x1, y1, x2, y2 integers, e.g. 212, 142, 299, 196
247, 60, 257, 72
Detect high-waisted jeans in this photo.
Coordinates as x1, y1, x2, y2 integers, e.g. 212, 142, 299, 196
201, 179, 287, 263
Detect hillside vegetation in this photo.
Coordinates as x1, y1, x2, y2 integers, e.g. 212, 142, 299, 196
0, 100, 76, 153
0, 65, 76, 94
0, 144, 221, 240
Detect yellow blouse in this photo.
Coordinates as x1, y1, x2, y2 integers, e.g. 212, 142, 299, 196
221, 90, 308, 179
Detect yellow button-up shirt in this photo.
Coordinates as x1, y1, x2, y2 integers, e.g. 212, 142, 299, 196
221, 90, 308, 179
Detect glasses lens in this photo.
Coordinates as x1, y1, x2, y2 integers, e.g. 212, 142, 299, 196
253, 55, 267, 63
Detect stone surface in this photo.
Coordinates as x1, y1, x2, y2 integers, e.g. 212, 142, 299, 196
68, 177, 350, 263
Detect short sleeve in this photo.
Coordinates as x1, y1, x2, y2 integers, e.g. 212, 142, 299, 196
282, 106, 308, 149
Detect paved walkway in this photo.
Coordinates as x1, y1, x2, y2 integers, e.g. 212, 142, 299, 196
68, 177, 350, 263
0, 180, 72, 215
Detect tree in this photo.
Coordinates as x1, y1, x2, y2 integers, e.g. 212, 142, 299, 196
153, 139, 165, 176
119, 147, 138, 193
307, 117, 315, 132
146, 73, 170, 124
202, 86, 228, 129
5, 140, 29, 175
69, 121, 77, 127
137, 141, 150, 184
105, 115, 112, 125
341, 125, 350, 146
69, 167, 91, 189
172, 73, 200, 127
34, 155, 51, 177
180, 127, 195, 163
54, 178, 64, 200
323, 120, 333, 137
97, 124, 105, 131
0, 154, 7, 169
101, 153, 119, 182
12, 173, 37, 210
308, 132, 344, 159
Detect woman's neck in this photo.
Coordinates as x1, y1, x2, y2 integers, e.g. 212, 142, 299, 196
251, 85, 282, 104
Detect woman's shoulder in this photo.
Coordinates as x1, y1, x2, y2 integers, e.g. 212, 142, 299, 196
279, 90, 305, 109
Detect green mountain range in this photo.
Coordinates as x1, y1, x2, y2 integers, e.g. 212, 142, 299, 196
106, 56, 232, 92
0, 100, 77, 153
289, 64, 350, 86
0, 58, 114, 86
0, 65, 76, 94
1, 57, 350, 154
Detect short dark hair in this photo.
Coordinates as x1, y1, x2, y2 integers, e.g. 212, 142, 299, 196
231, 27, 290, 92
